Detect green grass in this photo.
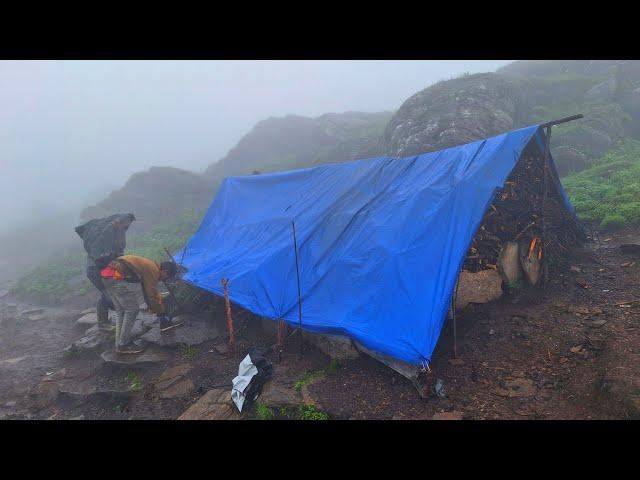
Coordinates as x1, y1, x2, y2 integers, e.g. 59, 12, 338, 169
180, 344, 198, 361
125, 372, 143, 391
254, 402, 275, 420
13, 253, 89, 303
293, 359, 341, 392
563, 138, 640, 230
297, 404, 329, 420
12, 207, 204, 304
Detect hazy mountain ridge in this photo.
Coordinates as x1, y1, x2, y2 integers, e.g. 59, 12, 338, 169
10, 60, 640, 302
75, 60, 640, 237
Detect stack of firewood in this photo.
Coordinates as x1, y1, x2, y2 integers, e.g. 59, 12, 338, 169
463, 153, 583, 278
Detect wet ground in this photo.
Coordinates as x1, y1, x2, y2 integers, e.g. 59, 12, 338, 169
1, 229, 638, 420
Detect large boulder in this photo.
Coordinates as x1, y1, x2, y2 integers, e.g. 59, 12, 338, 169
379, 73, 526, 157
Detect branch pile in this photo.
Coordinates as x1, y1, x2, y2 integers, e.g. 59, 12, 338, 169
463, 150, 584, 277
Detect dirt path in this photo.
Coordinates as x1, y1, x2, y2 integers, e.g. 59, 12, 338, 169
1, 230, 638, 420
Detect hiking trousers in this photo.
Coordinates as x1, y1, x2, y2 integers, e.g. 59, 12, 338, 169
86, 265, 116, 312
102, 278, 139, 349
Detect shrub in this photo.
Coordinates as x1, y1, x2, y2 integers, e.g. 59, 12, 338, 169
600, 214, 626, 231
563, 138, 640, 230
254, 402, 275, 420
297, 404, 329, 420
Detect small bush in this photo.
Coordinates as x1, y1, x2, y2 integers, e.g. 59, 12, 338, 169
125, 372, 143, 390
254, 402, 275, 420
180, 344, 198, 361
297, 404, 329, 420
563, 138, 640, 230
600, 214, 626, 231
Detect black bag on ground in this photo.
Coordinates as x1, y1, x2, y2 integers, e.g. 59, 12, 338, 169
231, 346, 273, 413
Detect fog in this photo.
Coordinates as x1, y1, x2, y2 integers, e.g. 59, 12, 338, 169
0, 60, 511, 235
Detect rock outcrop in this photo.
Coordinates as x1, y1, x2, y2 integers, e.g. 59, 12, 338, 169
379, 73, 528, 157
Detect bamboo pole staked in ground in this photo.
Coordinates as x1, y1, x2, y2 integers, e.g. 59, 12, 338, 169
292, 221, 303, 359
221, 278, 235, 348
542, 126, 551, 284
276, 319, 286, 362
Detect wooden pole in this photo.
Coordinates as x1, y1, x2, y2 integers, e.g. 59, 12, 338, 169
541, 126, 551, 284
221, 278, 235, 347
452, 278, 460, 358
292, 221, 303, 358
540, 114, 583, 128
179, 241, 188, 268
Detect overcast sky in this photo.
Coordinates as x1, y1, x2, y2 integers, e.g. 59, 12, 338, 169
0, 60, 511, 234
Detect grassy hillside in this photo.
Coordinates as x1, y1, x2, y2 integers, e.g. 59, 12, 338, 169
563, 139, 640, 230
12, 208, 205, 304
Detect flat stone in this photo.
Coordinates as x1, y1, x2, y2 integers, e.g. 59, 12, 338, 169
20, 307, 44, 315
70, 415, 85, 420
448, 358, 464, 366
142, 313, 222, 347
178, 389, 241, 420
76, 312, 98, 326
0, 289, 9, 299
156, 364, 192, 391
30, 381, 59, 410
588, 319, 607, 328
0, 356, 28, 366
304, 332, 360, 360
5, 400, 16, 408
159, 379, 195, 399
456, 269, 503, 309
42, 368, 67, 383
27, 314, 45, 321
58, 380, 140, 399
140, 325, 163, 344
300, 385, 324, 410
65, 327, 111, 353
432, 411, 464, 420
213, 343, 231, 355
80, 307, 96, 316
495, 378, 536, 398
260, 381, 301, 407
101, 349, 168, 366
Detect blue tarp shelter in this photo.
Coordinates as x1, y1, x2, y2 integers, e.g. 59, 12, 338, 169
178, 124, 577, 365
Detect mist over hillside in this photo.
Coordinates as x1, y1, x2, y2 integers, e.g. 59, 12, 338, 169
7, 59, 640, 302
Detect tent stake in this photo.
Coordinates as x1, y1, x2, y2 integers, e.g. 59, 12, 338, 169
292, 221, 303, 359
541, 126, 551, 284
221, 278, 235, 347
452, 278, 460, 359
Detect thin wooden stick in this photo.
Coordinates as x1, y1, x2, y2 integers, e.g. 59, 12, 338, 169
221, 278, 235, 347
292, 221, 303, 358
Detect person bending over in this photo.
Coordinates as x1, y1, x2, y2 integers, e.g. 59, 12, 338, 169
100, 254, 177, 353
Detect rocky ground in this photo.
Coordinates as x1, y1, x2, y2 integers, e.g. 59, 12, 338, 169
0, 229, 638, 420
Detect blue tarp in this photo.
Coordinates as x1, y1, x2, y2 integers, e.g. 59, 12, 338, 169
178, 124, 572, 365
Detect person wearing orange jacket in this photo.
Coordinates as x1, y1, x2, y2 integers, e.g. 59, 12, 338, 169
101, 254, 177, 353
